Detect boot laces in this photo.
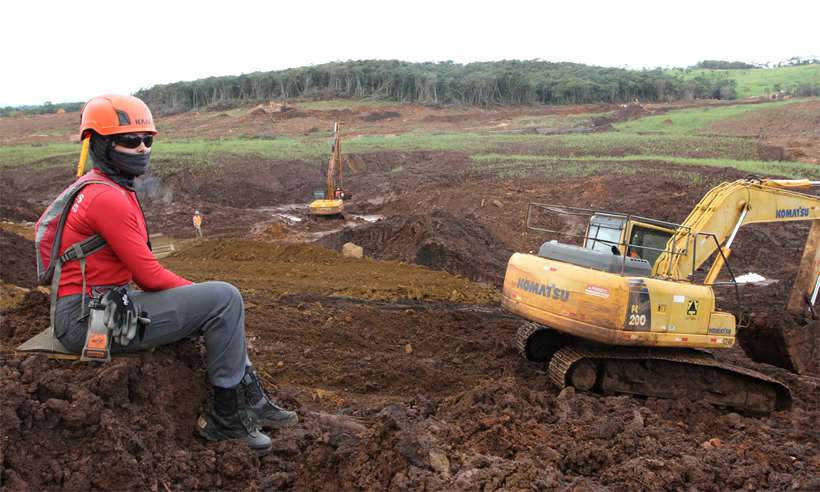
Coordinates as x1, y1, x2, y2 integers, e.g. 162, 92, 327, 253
244, 369, 270, 406
238, 407, 256, 433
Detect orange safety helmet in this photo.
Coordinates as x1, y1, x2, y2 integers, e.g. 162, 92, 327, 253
79, 95, 157, 138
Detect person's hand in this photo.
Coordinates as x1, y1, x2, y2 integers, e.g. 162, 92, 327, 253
102, 287, 139, 346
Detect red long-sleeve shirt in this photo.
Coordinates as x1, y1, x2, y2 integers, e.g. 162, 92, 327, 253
57, 169, 192, 297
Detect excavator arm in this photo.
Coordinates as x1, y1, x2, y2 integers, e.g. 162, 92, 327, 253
654, 179, 820, 286
325, 122, 342, 200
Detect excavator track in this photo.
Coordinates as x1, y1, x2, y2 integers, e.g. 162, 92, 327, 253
514, 322, 572, 362
514, 322, 543, 360
548, 345, 792, 414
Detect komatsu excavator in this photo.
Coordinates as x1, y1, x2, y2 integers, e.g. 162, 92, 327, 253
309, 122, 345, 216
502, 178, 820, 413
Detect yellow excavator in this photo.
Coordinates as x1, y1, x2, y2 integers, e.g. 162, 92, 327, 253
502, 178, 820, 413
309, 122, 345, 216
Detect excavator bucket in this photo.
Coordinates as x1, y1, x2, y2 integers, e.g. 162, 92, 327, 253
738, 221, 819, 376
738, 318, 819, 376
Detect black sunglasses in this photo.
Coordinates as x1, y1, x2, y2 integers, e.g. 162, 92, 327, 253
113, 134, 153, 149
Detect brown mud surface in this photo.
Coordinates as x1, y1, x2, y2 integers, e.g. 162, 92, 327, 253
0, 229, 36, 289
2, 101, 819, 490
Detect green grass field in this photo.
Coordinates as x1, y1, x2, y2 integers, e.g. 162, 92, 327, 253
614, 99, 801, 135
1, 95, 811, 182
471, 154, 820, 180
0, 132, 768, 172
667, 64, 820, 98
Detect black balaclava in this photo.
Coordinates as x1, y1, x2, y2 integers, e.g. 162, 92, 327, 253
90, 133, 151, 190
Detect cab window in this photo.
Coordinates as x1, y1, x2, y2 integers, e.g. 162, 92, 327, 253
585, 215, 626, 253
627, 225, 673, 266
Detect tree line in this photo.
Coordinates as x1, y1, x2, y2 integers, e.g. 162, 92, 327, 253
0, 101, 83, 117
133, 60, 740, 113
4, 59, 817, 116
692, 60, 759, 70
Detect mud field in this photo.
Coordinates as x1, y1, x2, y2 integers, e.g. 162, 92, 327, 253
2, 101, 819, 491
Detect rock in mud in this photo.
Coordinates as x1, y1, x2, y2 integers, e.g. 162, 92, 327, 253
341, 242, 364, 259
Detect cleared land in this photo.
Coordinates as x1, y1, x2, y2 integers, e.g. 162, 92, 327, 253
1, 97, 819, 491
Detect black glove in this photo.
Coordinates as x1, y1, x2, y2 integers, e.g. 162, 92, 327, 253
102, 287, 139, 346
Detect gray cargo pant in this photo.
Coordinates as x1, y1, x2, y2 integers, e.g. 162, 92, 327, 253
55, 281, 249, 388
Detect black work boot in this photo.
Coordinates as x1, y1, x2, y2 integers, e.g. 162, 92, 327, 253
197, 385, 272, 456
242, 367, 299, 429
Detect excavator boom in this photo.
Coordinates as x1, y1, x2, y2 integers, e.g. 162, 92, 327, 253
654, 179, 820, 282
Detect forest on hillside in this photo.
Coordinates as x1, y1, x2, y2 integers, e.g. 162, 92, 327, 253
5, 59, 818, 117
133, 60, 737, 113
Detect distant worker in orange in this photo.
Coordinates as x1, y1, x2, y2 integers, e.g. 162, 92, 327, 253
193, 210, 203, 238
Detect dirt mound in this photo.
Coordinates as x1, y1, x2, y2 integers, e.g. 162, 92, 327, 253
162, 240, 499, 304
0, 344, 262, 491
317, 211, 511, 284
0, 229, 36, 288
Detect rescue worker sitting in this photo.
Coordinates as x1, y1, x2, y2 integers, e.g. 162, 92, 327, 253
50, 95, 296, 455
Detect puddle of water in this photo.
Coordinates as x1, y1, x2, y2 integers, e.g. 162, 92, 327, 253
276, 213, 303, 223
258, 203, 308, 213
351, 214, 383, 223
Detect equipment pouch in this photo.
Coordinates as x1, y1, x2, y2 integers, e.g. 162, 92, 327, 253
80, 294, 113, 362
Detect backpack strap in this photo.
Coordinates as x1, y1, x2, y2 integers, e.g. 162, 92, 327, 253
48, 179, 117, 335
49, 234, 108, 333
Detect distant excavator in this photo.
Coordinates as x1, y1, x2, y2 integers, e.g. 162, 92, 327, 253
309, 122, 346, 217
503, 178, 820, 414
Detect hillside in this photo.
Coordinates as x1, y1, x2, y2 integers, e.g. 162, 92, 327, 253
667, 64, 820, 98
132, 60, 752, 113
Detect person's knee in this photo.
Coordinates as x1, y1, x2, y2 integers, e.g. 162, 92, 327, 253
203, 281, 243, 307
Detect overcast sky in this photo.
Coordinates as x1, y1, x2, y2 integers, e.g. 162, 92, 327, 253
2, 0, 817, 106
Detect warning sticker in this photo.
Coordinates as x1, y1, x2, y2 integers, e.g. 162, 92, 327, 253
87, 333, 108, 349
686, 299, 700, 317
584, 285, 610, 299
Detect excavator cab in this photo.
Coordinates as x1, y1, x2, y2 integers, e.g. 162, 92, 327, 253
583, 214, 675, 268
530, 206, 679, 276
